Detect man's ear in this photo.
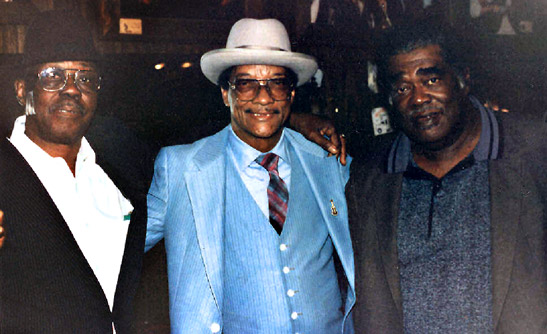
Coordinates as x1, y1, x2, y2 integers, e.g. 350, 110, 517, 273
289, 89, 295, 103
221, 87, 230, 107
457, 68, 471, 95
14, 79, 27, 106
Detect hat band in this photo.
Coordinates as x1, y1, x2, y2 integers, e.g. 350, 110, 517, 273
235, 45, 288, 52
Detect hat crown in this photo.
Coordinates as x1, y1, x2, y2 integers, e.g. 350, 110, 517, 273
200, 18, 317, 86
23, 9, 98, 67
225, 19, 292, 52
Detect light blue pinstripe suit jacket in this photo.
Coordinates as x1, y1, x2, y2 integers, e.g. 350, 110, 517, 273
146, 126, 355, 333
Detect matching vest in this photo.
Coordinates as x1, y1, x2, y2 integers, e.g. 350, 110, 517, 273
222, 145, 344, 334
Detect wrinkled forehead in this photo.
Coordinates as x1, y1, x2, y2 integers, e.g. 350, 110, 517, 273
35, 61, 98, 72
388, 45, 446, 72
230, 64, 288, 78
386, 45, 458, 86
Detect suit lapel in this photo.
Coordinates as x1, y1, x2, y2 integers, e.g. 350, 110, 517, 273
372, 162, 521, 320
0, 140, 109, 310
287, 138, 356, 313
375, 171, 404, 314
112, 186, 147, 319
489, 157, 520, 329
185, 128, 229, 312
488, 115, 523, 329
372, 149, 522, 328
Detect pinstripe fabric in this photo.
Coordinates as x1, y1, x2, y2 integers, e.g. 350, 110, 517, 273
146, 131, 227, 333
146, 126, 356, 333
256, 153, 288, 234
223, 147, 344, 333
223, 160, 290, 332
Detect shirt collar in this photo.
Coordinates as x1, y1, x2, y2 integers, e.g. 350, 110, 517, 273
9, 115, 96, 169
387, 95, 500, 174
227, 125, 290, 170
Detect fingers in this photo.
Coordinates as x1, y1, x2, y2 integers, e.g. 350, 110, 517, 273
312, 131, 339, 156
326, 128, 341, 154
326, 134, 347, 165
288, 113, 343, 156
319, 126, 340, 155
338, 134, 347, 166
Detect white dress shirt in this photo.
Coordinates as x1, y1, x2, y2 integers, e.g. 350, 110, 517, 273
9, 116, 132, 312
227, 125, 291, 218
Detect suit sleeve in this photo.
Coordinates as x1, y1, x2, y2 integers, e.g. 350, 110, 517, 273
145, 148, 169, 252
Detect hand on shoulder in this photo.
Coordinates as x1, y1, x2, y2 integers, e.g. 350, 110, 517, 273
288, 113, 348, 165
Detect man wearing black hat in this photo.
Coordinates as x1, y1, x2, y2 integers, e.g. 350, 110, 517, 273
0, 10, 147, 333
0, 10, 347, 334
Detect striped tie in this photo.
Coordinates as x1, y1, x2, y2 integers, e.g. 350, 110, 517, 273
256, 153, 289, 235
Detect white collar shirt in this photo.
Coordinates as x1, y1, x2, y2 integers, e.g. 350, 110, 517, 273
9, 116, 133, 313
227, 125, 291, 218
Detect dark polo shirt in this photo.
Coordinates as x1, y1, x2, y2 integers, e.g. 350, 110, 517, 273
387, 96, 500, 333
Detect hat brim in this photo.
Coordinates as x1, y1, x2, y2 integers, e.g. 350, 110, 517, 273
200, 49, 318, 87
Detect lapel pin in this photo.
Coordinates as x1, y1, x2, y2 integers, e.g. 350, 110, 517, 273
330, 199, 338, 216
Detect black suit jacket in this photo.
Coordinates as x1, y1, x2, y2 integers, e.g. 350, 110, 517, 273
0, 136, 148, 333
347, 111, 547, 333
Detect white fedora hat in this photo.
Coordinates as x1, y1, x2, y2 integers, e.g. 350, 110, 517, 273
200, 18, 318, 87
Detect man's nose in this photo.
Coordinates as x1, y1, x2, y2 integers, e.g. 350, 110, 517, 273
254, 83, 274, 104
60, 73, 82, 97
410, 85, 431, 106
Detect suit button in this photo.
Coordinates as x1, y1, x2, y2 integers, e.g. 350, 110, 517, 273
280, 243, 288, 251
291, 311, 300, 320
210, 322, 220, 333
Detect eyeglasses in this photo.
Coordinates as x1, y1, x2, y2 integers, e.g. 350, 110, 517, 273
37, 67, 101, 93
228, 78, 294, 102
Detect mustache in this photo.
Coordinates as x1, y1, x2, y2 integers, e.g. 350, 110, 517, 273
50, 99, 85, 114
409, 105, 442, 116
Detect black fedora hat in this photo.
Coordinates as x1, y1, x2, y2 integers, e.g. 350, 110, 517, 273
22, 9, 100, 68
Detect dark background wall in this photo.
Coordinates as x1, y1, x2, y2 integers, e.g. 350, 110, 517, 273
1, 0, 546, 332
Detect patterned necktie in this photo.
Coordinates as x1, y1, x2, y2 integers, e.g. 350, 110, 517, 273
256, 153, 289, 235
